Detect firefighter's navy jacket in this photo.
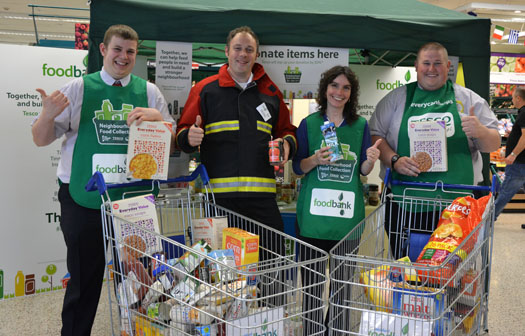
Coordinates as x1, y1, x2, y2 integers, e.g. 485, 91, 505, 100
177, 63, 297, 198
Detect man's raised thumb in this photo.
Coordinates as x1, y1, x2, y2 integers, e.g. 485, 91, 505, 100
469, 106, 475, 117
36, 88, 47, 98
194, 115, 202, 127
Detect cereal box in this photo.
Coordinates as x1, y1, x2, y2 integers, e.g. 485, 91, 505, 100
408, 120, 447, 172
392, 283, 449, 336
135, 315, 167, 336
192, 217, 228, 250
222, 228, 259, 267
111, 194, 161, 255
359, 309, 432, 336
127, 120, 173, 180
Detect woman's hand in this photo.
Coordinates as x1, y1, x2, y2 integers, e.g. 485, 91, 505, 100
314, 146, 333, 166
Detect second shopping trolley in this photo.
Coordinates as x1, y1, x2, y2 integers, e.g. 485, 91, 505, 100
328, 170, 498, 336
87, 164, 329, 335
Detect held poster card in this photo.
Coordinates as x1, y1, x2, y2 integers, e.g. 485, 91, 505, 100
127, 121, 173, 180
111, 194, 161, 255
408, 121, 447, 172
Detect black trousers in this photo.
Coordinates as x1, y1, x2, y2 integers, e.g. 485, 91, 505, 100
297, 229, 360, 335
297, 233, 338, 335
215, 197, 286, 306
214, 197, 285, 260
214, 197, 284, 230
58, 184, 106, 336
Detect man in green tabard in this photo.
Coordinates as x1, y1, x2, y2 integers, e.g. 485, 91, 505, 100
369, 42, 500, 258
32, 25, 175, 336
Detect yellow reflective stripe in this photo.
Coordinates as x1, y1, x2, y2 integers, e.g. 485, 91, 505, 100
257, 127, 271, 134
257, 121, 272, 135
205, 121, 240, 135
213, 186, 276, 193
210, 177, 276, 193
211, 177, 275, 183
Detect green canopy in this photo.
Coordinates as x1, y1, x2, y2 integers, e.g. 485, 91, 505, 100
88, 0, 490, 99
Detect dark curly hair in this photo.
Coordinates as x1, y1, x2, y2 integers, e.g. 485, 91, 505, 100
316, 65, 360, 124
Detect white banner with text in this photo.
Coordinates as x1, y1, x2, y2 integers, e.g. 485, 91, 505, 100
258, 45, 349, 100
0, 44, 88, 299
155, 41, 192, 178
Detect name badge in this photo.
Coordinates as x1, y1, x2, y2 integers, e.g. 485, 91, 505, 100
256, 103, 271, 121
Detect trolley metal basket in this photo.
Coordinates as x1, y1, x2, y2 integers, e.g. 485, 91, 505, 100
86, 164, 329, 336
328, 169, 498, 336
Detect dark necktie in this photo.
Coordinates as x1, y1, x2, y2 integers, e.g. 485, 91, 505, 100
113, 80, 122, 87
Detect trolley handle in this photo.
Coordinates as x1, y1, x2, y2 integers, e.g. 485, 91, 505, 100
384, 168, 499, 194
85, 163, 210, 195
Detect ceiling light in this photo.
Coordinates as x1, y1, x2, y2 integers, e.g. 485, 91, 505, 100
515, 10, 522, 14
492, 18, 525, 23
0, 14, 89, 24
455, 2, 525, 12
0, 31, 74, 39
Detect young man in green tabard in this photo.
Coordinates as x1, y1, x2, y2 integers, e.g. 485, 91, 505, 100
32, 25, 175, 336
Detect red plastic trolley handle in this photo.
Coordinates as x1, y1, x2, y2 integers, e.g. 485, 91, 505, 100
85, 163, 210, 195
384, 168, 499, 194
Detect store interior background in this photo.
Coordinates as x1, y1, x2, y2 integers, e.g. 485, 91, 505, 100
0, 1, 524, 50
1, 1, 525, 335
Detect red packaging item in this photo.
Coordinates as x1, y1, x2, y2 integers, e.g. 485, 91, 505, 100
122, 259, 153, 300
121, 234, 153, 300
416, 194, 491, 284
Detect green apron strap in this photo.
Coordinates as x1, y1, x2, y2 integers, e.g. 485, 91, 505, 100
69, 73, 154, 209
393, 81, 474, 204
297, 112, 365, 241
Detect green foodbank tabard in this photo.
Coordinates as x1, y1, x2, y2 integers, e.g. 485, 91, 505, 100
310, 188, 355, 219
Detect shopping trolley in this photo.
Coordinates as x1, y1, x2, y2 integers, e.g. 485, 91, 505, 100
328, 169, 498, 336
86, 164, 329, 335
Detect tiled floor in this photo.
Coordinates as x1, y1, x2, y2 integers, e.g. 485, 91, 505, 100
0, 212, 524, 335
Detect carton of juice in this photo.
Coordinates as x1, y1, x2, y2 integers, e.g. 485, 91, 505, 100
192, 216, 228, 250
320, 121, 344, 162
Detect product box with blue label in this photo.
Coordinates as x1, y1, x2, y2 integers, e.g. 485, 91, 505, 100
392, 283, 450, 336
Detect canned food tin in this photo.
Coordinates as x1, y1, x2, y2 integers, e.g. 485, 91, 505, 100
268, 140, 284, 165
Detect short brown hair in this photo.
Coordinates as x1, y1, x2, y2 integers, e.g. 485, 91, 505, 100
103, 24, 139, 46
515, 86, 525, 100
226, 26, 259, 52
417, 42, 449, 62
